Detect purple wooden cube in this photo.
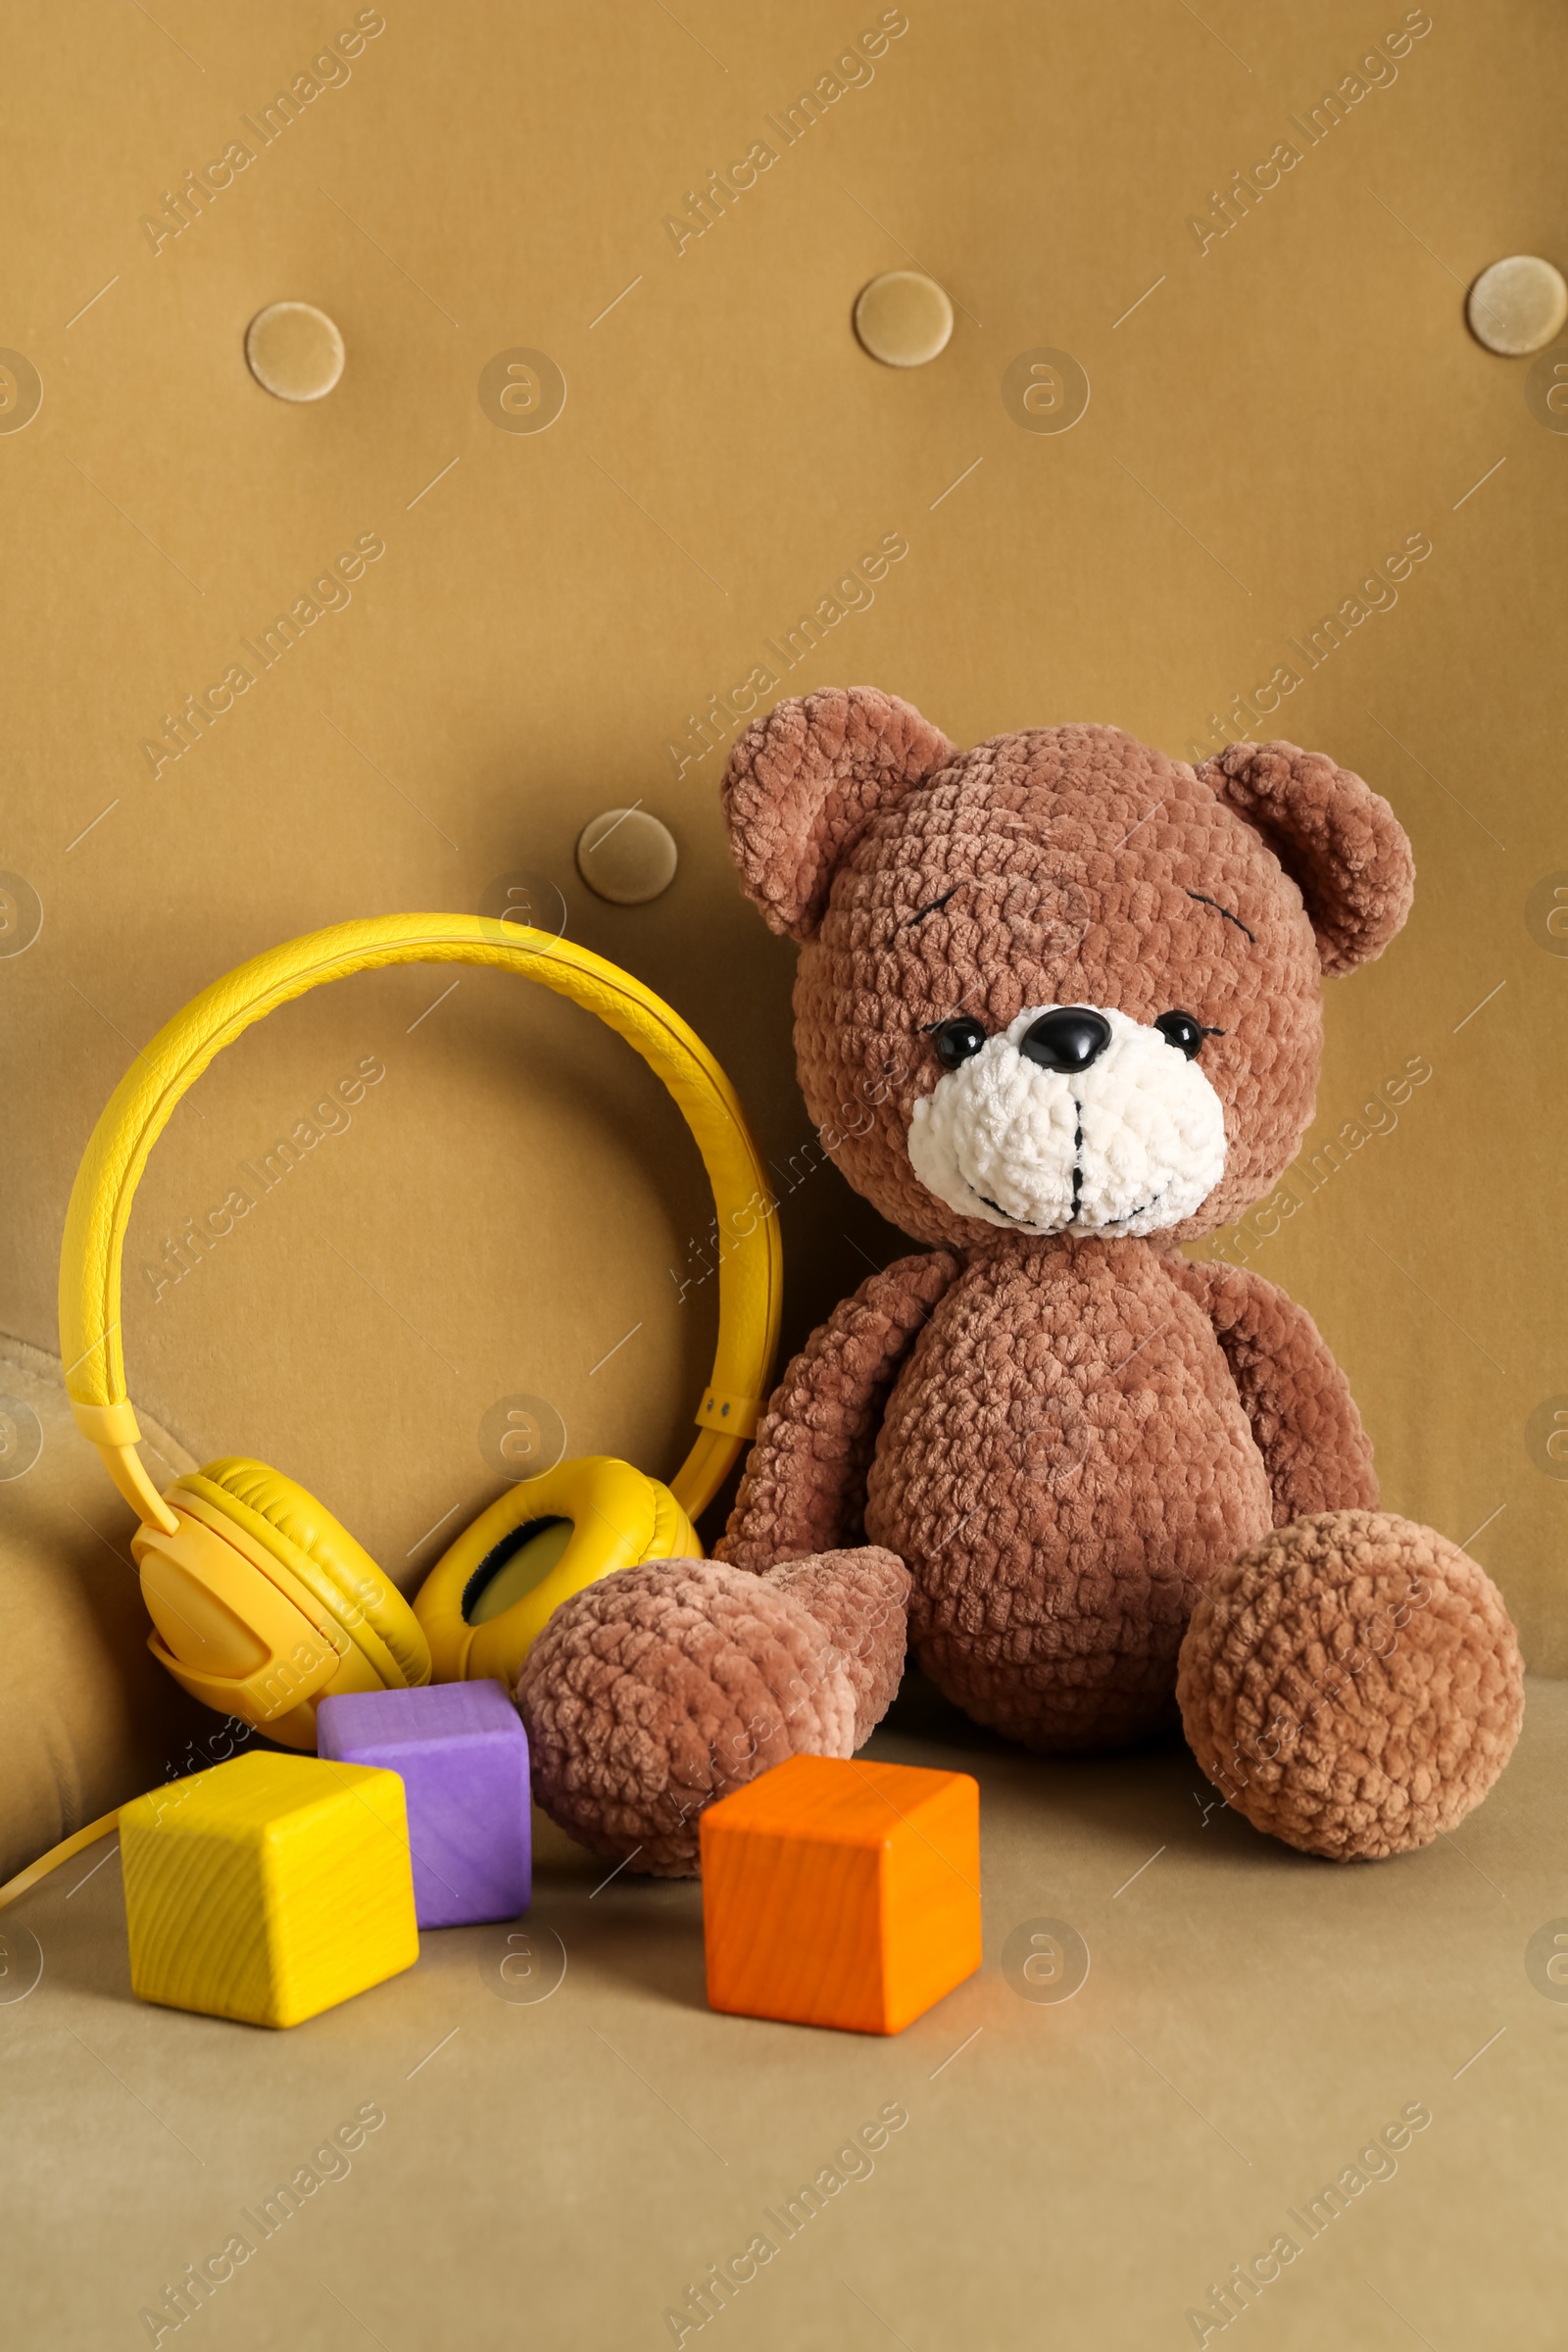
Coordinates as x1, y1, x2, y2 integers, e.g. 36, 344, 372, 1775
317, 1680, 530, 1930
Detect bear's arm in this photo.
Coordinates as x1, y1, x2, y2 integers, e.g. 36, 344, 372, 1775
716, 1250, 959, 1571
1172, 1258, 1380, 1523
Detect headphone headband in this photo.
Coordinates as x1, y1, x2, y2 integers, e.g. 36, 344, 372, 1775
59, 914, 781, 1534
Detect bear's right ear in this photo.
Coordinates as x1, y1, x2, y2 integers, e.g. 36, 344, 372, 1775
721, 686, 956, 940
1199, 738, 1414, 975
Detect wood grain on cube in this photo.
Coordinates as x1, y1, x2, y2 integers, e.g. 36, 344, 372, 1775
701, 1754, 981, 2034
317, 1679, 530, 1929
120, 1752, 418, 2029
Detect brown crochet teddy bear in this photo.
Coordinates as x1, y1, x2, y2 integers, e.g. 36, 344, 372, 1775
519, 690, 1524, 1870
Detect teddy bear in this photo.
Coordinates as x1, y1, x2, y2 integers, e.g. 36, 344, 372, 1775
518, 689, 1524, 1871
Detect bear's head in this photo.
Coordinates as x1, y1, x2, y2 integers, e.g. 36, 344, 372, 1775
722, 688, 1414, 1249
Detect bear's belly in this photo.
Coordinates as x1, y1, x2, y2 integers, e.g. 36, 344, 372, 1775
862, 1241, 1272, 1751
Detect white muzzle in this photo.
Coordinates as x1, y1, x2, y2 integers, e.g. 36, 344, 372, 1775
907, 1004, 1227, 1238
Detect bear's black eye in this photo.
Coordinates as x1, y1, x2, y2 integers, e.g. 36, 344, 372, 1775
932, 1016, 987, 1071
1154, 1010, 1206, 1058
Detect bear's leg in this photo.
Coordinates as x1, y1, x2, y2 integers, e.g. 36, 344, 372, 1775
1177, 1509, 1524, 1860
514, 1547, 910, 1876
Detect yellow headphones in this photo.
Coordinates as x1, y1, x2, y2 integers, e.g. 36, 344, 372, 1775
59, 914, 781, 1750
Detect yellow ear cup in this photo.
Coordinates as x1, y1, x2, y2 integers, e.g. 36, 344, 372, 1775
130, 1458, 432, 1750
184, 1459, 432, 1689
413, 1455, 700, 1688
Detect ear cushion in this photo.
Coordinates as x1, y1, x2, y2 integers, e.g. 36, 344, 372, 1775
413, 1454, 701, 1685
175, 1457, 432, 1690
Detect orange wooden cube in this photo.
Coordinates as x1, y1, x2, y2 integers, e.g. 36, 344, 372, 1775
700, 1754, 981, 2034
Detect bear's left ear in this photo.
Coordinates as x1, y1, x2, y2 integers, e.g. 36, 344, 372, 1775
1199, 739, 1415, 975
722, 686, 956, 940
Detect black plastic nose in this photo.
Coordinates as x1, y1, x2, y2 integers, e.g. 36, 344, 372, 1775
1019, 1007, 1111, 1073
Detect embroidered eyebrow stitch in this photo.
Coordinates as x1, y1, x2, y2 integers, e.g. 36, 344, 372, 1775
905, 885, 961, 927
1185, 891, 1255, 944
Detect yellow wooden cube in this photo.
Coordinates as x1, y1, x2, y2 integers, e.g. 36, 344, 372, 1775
120, 1751, 418, 2029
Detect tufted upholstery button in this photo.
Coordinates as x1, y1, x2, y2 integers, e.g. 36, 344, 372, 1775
1466, 255, 1568, 356
575, 808, 678, 904
244, 302, 346, 401
853, 270, 954, 368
